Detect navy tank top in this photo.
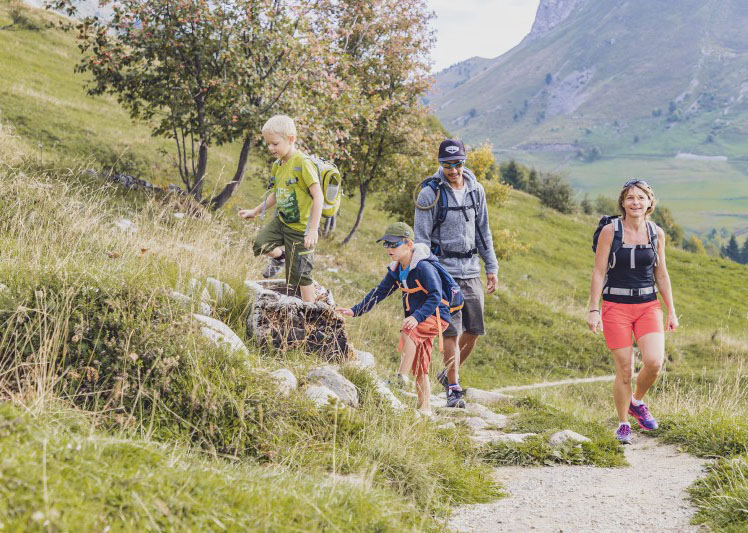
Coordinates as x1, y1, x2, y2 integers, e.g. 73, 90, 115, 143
603, 243, 657, 304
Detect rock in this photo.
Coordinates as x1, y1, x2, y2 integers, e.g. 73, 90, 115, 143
307, 366, 358, 408
349, 349, 375, 369
489, 432, 537, 444
549, 430, 591, 446
466, 403, 509, 428
192, 313, 248, 355
0, 283, 8, 293
109, 173, 155, 191
375, 381, 407, 411
173, 213, 185, 219
169, 290, 211, 315
188, 278, 211, 303
246, 279, 349, 362
270, 369, 298, 396
463, 417, 490, 431
304, 385, 340, 407
205, 277, 235, 305
113, 218, 137, 234
465, 388, 513, 404
437, 422, 457, 430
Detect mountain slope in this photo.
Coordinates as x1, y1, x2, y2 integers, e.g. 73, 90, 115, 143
430, 0, 748, 234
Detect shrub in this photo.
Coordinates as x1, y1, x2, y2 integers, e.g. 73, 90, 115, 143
595, 195, 619, 215
535, 174, 577, 214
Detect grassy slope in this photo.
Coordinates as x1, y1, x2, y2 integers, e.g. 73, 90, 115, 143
1, 2, 748, 530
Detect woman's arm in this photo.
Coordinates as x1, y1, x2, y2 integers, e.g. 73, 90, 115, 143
653, 227, 679, 331
587, 224, 613, 333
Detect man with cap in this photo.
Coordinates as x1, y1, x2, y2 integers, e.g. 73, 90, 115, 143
337, 222, 451, 414
413, 139, 499, 408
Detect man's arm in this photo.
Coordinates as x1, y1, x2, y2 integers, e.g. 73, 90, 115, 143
474, 184, 499, 292
413, 187, 436, 246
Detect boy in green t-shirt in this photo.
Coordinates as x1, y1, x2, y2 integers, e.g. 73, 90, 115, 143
239, 115, 323, 302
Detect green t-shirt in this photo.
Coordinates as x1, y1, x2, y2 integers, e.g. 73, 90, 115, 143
271, 151, 319, 233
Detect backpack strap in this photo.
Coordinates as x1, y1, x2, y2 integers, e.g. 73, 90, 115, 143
646, 220, 660, 266
608, 217, 624, 270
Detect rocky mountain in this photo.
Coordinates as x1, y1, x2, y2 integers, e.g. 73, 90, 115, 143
429, 0, 748, 234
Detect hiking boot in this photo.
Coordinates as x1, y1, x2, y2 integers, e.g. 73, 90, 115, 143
628, 401, 658, 430
615, 424, 632, 445
446, 387, 466, 409
262, 256, 285, 278
436, 368, 449, 392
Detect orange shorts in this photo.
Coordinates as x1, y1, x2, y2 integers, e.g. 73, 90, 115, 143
399, 316, 450, 376
601, 300, 663, 350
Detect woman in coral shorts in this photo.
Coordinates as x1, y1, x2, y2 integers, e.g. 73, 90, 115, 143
587, 180, 679, 444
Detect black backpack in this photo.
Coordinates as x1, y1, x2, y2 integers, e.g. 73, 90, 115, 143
416, 173, 487, 257
592, 216, 659, 269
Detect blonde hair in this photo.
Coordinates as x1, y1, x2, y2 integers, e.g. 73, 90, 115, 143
618, 180, 656, 218
261, 115, 297, 139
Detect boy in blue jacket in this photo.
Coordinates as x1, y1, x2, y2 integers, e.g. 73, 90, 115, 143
337, 222, 450, 414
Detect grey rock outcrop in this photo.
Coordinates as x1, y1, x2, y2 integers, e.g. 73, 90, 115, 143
527, 0, 586, 41
307, 366, 358, 407
270, 369, 298, 396
466, 403, 508, 428
192, 313, 248, 355
205, 277, 235, 305
170, 290, 211, 315
349, 349, 375, 369
375, 380, 406, 411
465, 388, 512, 405
549, 430, 591, 446
246, 280, 349, 362
304, 385, 340, 407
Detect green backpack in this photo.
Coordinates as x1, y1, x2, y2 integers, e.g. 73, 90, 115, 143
306, 155, 342, 218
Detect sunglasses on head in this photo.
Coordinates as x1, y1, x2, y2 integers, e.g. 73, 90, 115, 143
623, 179, 650, 189
382, 241, 405, 249
440, 161, 464, 169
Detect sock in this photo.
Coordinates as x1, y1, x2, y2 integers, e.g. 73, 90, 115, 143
618, 421, 631, 428
277, 251, 285, 261
631, 397, 644, 406
448, 383, 462, 391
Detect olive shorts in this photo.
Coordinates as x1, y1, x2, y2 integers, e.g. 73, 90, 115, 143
253, 216, 314, 287
444, 277, 485, 337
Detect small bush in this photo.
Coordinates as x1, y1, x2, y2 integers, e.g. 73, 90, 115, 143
535, 174, 577, 214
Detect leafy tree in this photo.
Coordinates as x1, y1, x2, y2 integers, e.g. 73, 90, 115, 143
580, 194, 593, 215
467, 143, 499, 182
651, 205, 684, 247
500, 160, 527, 190
594, 195, 618, 215
535, 174, 577, 214
51, 0, 339, 207
683, 235, 706, 255
723, 235, 740, 262
329, 0, 435, 244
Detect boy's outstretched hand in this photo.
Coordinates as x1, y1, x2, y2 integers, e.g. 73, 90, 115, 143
402, 316, 418, 331
238, 207, 257, 219
336, 307, 354, 317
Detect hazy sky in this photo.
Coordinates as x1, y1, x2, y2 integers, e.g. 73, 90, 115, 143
428, 0, 540, 72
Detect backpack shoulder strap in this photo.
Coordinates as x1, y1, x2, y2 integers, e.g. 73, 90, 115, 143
607, 217, 624, 269
646, 220, 660, 266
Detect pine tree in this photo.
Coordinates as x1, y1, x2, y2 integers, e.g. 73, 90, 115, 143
723, 235, 740, 262
740, 237, 748, 265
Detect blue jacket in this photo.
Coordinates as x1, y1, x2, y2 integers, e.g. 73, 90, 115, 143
350, 243, 451, 323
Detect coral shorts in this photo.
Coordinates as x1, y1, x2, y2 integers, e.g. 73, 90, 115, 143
601, 300, 663, 350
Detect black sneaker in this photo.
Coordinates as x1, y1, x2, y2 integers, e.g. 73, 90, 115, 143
262, 257, 285, 278
436, 368, 449, 391
446, 387, 466, 409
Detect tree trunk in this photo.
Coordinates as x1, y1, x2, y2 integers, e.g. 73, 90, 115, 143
342, 181, 369, 245
209, 135, 253, 210
191, 140, 209, 200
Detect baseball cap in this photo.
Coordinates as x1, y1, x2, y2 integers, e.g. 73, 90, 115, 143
376, 222, 414, 243
438, 139, 467, 162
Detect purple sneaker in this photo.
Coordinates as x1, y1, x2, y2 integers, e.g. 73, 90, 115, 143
615, 424, 632, 445
628, 401, 658, 430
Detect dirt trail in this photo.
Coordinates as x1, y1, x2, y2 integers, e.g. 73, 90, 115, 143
495, 374, 618, 393
449, 438, 706, 532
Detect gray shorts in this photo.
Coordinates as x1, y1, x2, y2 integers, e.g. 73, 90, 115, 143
444, 277, 485, 337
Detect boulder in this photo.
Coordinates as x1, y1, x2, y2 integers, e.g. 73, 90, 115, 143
169, 290, 211, 315
270, 369, 298, 396
466, 403, 509, 428
307, 366, 358, 407
463, 417, 490, 431
375, 381, 406, 411
192, 313, 248, 355
549, 430, 591, 446
188, 278, 211, 303
437, 422, 457, 430
304, 385, 340, 407
205, 277, 236, 305
246, 279, 349, 362
470, 432, 537, 445
349, 349, 375, 369
465, 388, 513, 404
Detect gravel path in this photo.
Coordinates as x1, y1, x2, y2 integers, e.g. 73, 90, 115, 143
495, 375, 618, 393
449, 437, 706, 532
